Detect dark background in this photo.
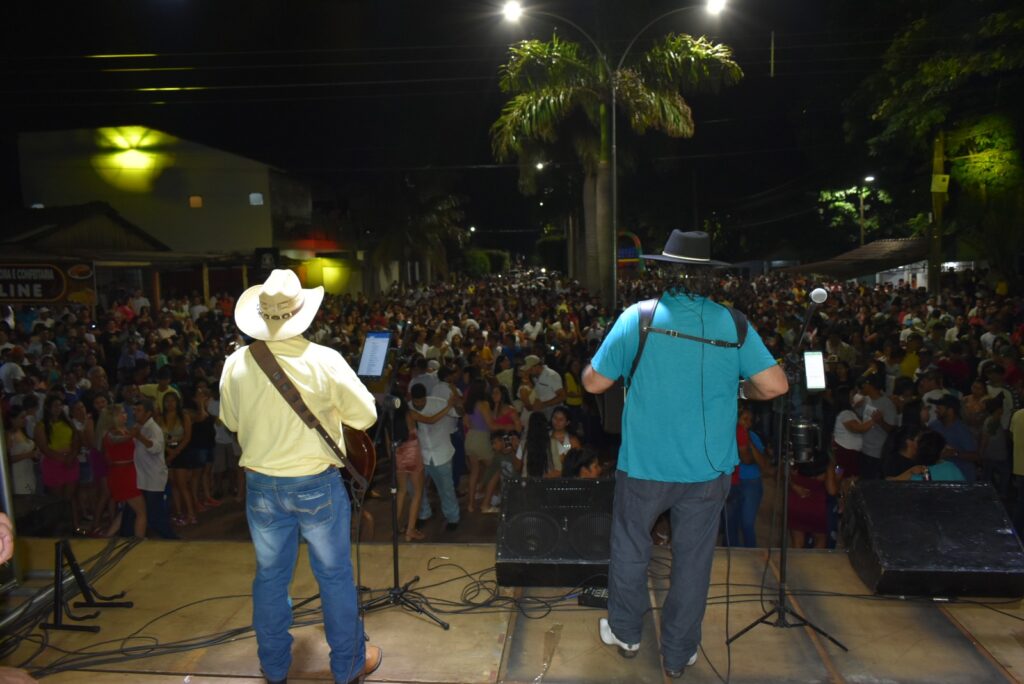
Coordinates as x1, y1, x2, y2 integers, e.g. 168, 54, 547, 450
1, 0, 891, 258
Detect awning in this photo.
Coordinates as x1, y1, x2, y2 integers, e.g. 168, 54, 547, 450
780, 238, 928, 278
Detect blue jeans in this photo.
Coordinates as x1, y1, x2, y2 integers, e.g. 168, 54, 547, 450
724, 478, 762, 547
245, 468, 363, 684
608, 470, 730, 672
140, 484, 178, 539
419, 459, 460, 524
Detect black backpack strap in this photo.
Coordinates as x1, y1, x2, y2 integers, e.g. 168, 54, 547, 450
625, 298, 659, 389
728, 307, 748, 347
643, 305, 749, 349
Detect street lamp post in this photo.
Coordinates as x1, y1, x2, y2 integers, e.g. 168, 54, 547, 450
503, 1, 725, 309
858, 175, 875, 247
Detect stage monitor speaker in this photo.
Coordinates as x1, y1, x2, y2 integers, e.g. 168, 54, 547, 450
843, 481, 1024, 597
495, 477, 614, 588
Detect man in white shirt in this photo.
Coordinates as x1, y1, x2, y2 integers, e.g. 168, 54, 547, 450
130, 290, 151, 315
858, 374, 898, 479
409, 384, 460, 530
523, 317, 544, 341
130, 398, 176, 539
0, 346, 26, 395
528, 355, 565, 419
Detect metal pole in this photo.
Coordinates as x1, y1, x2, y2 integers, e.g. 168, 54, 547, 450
611, 80, 618, 311
859, 190, 866, 247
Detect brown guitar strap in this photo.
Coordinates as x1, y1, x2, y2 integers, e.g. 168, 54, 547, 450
248, 340, 368, 493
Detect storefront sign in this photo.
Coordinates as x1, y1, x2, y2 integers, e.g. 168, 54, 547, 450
0, 263, 96, 306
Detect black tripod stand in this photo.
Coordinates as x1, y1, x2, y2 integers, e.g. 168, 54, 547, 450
726, 424, 846, 650
728, 288, 846, 651
360, 394, 449, 629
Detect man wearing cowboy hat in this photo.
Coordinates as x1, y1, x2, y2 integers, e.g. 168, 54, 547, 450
583, 230, 788, 678
219, 269, 381, 684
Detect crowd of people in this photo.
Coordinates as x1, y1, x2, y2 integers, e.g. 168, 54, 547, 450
1, 265, 1023, 544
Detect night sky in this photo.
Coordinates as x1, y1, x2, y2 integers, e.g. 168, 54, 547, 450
1, 0, 893, 258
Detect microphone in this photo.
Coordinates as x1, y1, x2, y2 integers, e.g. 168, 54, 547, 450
796, 287, 827, 354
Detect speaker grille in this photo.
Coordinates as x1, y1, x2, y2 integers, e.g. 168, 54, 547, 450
570, 512, 612, 560
504, 512, 560, 558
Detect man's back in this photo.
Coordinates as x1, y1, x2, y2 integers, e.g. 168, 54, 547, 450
219, 337, 376, 476
591, 294, 776, 483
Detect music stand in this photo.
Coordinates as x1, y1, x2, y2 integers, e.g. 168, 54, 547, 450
357, 331, 448, 629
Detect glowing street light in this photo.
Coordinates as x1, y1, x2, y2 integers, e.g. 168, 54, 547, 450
707, 0, 727, 15
864, 175, 876, 183
469, 225, 476, 233
536, 161, 545, 171
502, 1, 522, 22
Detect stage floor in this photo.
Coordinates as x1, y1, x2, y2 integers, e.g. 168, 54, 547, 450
2, 538, 1022, 683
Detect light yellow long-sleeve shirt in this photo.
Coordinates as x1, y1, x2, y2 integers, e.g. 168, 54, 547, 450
219, 337, 377, 477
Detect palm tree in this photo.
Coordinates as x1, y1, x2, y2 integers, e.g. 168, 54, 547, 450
491, 33, 742, 302
350, 176, 466, 288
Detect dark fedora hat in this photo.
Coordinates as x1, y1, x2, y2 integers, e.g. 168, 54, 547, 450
641, 230, 730, 267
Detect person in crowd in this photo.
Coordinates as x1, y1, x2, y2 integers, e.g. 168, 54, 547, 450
523, 412, 558, 478
961, 379, 989, 436
396, 400, 428, 542
480, 430, 522, 512
408, 382, 461, 534
857, 373, 898, 480
188, 386, 221, 511
563, 356, 585, 430
725, 405, 770, 548
979, 396, 1010, 496
462, 378, 496, 512
527, 355, 566, 420
160, 391, 196, 526
583, 231, 787, 679
130, 397, 177, 539
490, 384, 521, 433
34, 395, 82, 533
831, 389, 873, 478
6, 406, 40, 495
788, 450, 839, 548
560, 446, 603, 478
896, 430, 964, 482
102, 403, 147, 538
548, 406, 582, 472
68, 399, 101, 533
219, 269, 380, 684
927, 394, 979, 482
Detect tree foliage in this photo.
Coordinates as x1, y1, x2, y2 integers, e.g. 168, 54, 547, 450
817, 185, 896, 244
855, 2, 1024, 152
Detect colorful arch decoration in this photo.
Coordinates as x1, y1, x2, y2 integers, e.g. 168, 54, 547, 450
617, 230, 646, 273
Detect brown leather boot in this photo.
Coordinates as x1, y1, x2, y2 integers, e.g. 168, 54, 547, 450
345, 644, 382, 684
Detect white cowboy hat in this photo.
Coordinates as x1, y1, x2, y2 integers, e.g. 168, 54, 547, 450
235, 269, 323, 341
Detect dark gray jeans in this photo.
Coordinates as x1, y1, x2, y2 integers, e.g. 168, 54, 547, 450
608, 469, 730, 671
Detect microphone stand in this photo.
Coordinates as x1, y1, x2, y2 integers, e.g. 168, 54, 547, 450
360, 337, 449, 629
727, 293, 847, 651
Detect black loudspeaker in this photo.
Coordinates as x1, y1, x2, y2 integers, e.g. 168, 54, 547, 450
495, 477, 614, 587
843, 481, 1024, 597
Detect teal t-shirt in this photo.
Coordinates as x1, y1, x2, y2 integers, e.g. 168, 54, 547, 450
591, 293, 777, 483
910, 460, 965, 482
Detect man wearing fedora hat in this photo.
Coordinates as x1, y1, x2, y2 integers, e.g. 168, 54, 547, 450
583, 230, 788, 678
220, 269, 381, 684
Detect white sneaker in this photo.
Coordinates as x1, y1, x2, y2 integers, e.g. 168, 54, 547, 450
599, 618, 639, 658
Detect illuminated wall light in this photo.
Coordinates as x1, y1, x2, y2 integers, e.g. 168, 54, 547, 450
189, 195, 203, 209
249, 192, 264, 206
91, 126, 176, 192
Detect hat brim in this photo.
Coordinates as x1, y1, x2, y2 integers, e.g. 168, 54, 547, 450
234, 283, 324, 341
641, 253, 731, 267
